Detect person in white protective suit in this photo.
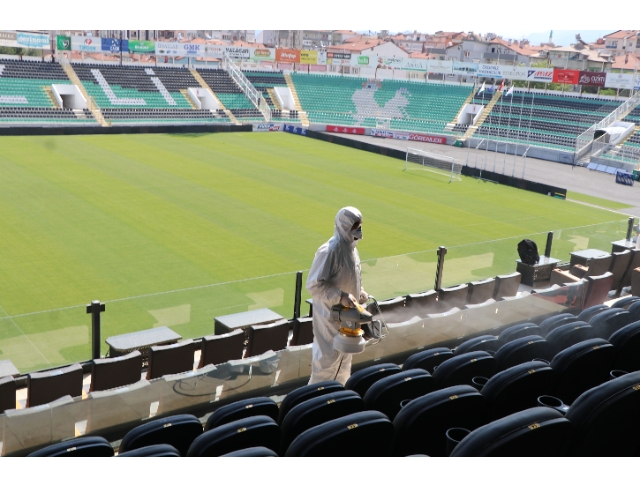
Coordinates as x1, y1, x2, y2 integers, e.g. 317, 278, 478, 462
306, 207, 368, 385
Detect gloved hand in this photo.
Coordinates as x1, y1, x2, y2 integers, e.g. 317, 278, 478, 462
340, 291, 358, 307
359, 289, 369, 304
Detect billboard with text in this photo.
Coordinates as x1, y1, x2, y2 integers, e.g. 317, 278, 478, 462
276, 48, 300, 63
72, 36, 101, 52
553, 69, 580, 84
578, 71, 606, 87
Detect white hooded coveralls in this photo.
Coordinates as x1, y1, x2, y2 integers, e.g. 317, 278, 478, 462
306, 207, 366, 385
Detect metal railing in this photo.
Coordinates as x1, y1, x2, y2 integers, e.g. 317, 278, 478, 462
574, 90, 640, 159
223, 53, 271, 121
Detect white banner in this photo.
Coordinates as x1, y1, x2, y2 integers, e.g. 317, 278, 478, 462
427, 60, 453, 74
72, 36, 101, 52
350, 54, 377, 67
499, 66, 529, 81
477, 63, 503, 78
402, 59, 428, 71
605, 72, 640, 90
452, 62, 478, 76
524, 68, 554, 83
378, 57, 405, 70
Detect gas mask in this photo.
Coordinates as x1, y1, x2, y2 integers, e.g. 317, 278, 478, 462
351, 227, 363, 241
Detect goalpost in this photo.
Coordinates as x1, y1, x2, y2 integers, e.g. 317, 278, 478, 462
404, 147, 463, 182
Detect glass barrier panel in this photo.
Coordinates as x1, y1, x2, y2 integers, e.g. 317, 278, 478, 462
550, 220, 629, 263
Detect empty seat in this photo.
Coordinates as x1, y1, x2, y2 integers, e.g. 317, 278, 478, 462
27, 363, 83, 407
481, 361, 555, 420
290, 317, 314, 346
280, 390, 364, 453
0, 376, 16, 414
539, 313, 579, 336
363, 369, 436, 421
493, 272, 521, 300
550, 338, 616, 404
628, 300, 640, 322
401, 348, 453, 373
345, 363, 401, 398
205, 397, 279, 431
369, 296, 406, 322
438, 283, 469, 310
28, 436, 114, 457
392, 385, 486, 457
285, 410, 394, 457
221, 446, 278, 457
577, 304, 609, 322
588, 308, 635, 339
611, 296, 640, 309
90, 351, 142, 392
146, 340, 195, 380
198, 329, 245, 368
277, 380, 344, 424
619, 249, 640, 290
432, 351, 497, 388
544, 322, 593, 355
187, 415, 280, 457
467, 278, 496, 305
119, 414, 203, 456
583, 272, 614, 309
609, 321, 640, 372
499, 323, 542, 344
609, 250, 632, 293
494, 335, 553, 371
565, 371, 640, 456
572, 254, 612, 279
404, 290, 438, 317
117, 444, 181, 457
245, 320, 290, 358
450, 407, 572, 456
454, 335, 500, 355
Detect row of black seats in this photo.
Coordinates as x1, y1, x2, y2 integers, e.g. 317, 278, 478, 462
484, 114, 587, 136
101, 108, 225, 119
0, 60, 69, 80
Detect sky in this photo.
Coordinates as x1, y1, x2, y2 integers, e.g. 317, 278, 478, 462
0, 0, 624, 47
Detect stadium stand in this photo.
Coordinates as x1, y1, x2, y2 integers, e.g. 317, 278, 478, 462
0, 60, 95, 124
197, 68, 264, 121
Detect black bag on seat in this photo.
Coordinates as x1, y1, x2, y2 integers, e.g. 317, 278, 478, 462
117, 444, 180, 457
285, 410, 394, 457
345, 363, 401, 398
277, 380, 343, 424
119, 414, 203, 456
280, 390, 364, 454
28, 436, 114, 457
362, 369, 436, 421
392, 385, 485, 457
432, 351, 497, 388
401, 348, 453, 373
565, 371, 640, 456
187, 415, 280, 457
205, 397, 279, 431
517, 239, 540, 265
450, 407, 572, 456
481, 361, 555, 421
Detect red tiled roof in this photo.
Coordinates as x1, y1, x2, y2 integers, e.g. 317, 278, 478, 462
611, 53, 640, 69
604, 30, 638, 39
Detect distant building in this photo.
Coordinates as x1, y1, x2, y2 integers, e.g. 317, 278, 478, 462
602, 30, 639, 57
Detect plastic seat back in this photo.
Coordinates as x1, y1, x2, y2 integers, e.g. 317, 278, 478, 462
119, 414, 203, 456
539, 313, 579, 336
499, 323, 542, 344
494, 335, 553, 371
277, 380, 343, 424
609, 321, 640, 372
28, 436, 114, 457
117, 444, 180, 457
205, 397, 279, 431
432, 351, 497, 388
345, 363, 401, 397
198, 329, 245, 368
90, 351, 142, 392
545, 322, 593, 355
401, 348, 453, 373
27, 363, 83, 408
454, 335, 500, 355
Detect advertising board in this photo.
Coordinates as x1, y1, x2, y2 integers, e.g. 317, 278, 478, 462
326, 125, 366, 135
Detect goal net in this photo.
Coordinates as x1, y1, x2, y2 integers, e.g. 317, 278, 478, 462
404, 147, 463, 182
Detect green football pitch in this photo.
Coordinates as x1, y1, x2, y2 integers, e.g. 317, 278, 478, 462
0, 132, 628, 372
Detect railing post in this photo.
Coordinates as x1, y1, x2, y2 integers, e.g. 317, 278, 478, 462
293, 271, 303, 320
434, 246, 447, 291
545, 231, 553, 258
627, 217, 635, 242
86, 300, 106, 360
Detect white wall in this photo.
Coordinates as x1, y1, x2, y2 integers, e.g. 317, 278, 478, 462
51, 84, 87, 109
274, 86, 295, 110
457, 104, 484, 125
187, 87, 219, 110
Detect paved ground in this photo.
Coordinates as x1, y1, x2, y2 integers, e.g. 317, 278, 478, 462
330, 133, 640, 217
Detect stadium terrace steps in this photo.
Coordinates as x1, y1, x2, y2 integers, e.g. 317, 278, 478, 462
61, 62, 107, 126
461, 90, 501, 140
267, 88, 282, 110
284, 73, 309, 126
449, 85, 479, 132
181, 89, 199, 110
42, 86, 59, 108
189, 68, 239, 124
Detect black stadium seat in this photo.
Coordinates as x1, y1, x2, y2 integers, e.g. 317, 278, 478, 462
498, 323, 542, 344
550, 338, 616, 404
544, 322, 593, 355
90, 351, 142, 392
221, 447, 278, 457
588, 309, 635, 339
432, 351, 497, 388
280, 390, 364, 453
0, 376, 16, 414
401, 348, 453, 373
454, 335, 500, 355
187, 416, 280, 457
118, 414, 203, 456
345, 363, 401, 397
450, 407, 572, 457
565, 371, 640, 456
363, 369, 436, 420
481, 361, 555, 420
494, 335, 553, 371
205, 397, 279, 431
577, 304, 609, 322
392, 385, 486, 457
117, 444, 181, 457
539, 313, 579, 336
285, 411, 394, 457
28, 436, 114, 457
609, 321, 640, 372
277, 380, 344, 424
